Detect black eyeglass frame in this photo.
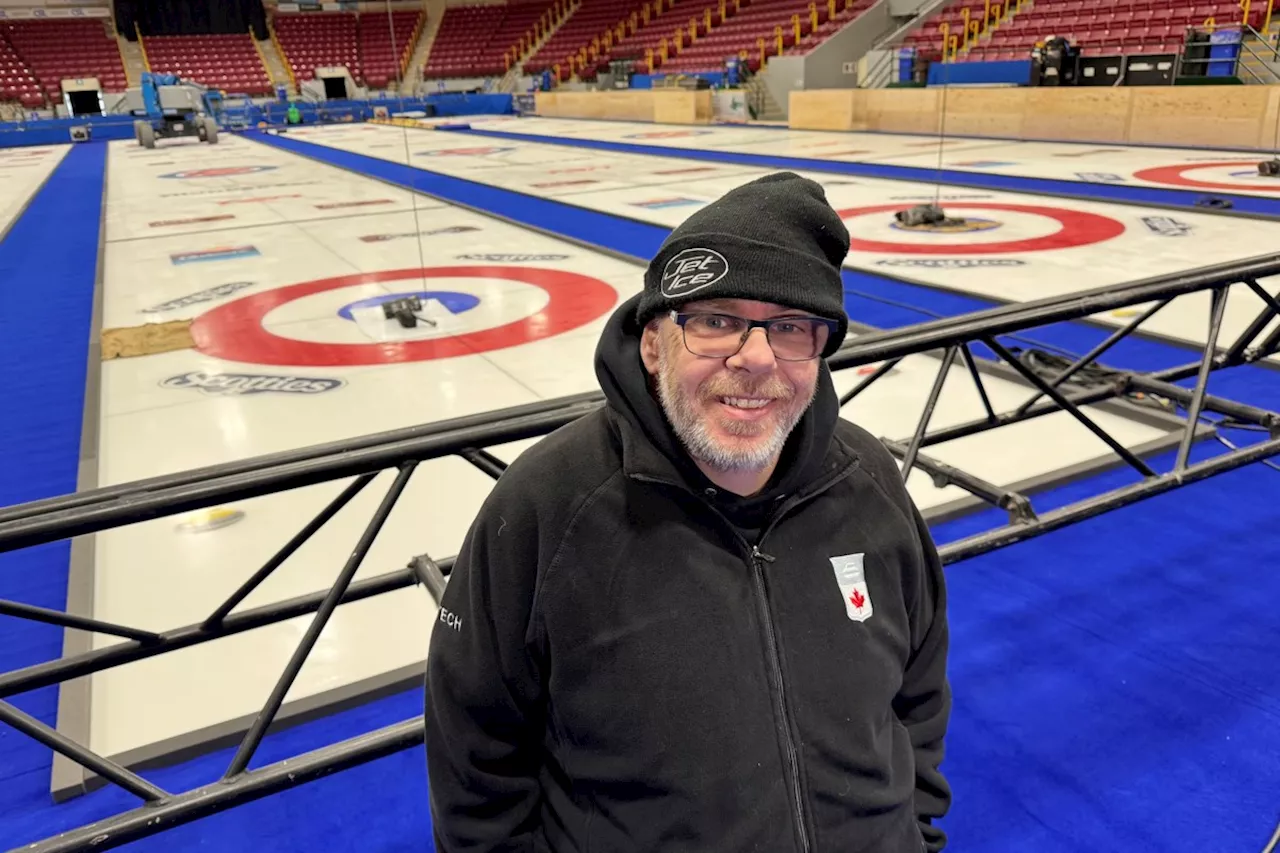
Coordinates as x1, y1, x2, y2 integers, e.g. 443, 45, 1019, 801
669, 310, 840, 362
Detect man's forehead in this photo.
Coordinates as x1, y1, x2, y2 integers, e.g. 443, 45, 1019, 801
682, 298, 807, 315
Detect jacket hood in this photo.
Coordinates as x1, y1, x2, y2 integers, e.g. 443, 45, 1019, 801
592, 292, 841, 500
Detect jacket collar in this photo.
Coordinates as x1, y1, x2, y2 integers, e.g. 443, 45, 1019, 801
608, 404, 861, 502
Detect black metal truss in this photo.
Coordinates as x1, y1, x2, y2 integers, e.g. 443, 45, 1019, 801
2, 254, 1279, 853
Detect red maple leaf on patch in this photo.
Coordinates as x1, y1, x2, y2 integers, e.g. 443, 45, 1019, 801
849, 589, 866, 610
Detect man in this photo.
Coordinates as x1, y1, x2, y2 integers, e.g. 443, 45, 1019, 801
425, 172, 952, 852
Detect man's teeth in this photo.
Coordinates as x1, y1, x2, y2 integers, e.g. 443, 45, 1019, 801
721, 397, 770, 409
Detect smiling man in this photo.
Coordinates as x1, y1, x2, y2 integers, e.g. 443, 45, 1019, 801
425, 172, 952, 853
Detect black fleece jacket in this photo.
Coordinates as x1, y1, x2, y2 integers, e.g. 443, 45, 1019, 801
425, 294, 952, 853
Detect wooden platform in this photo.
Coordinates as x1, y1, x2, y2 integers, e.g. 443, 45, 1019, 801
535, 90, 713, 124
788, 85, 1280, 149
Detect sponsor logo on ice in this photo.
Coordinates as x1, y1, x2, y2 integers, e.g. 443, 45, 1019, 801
455, 253, 569, 262
315, 199, 394, 210
217, 194, 304, 205
632, 197, 704, 210
360, 225, 480, 243
1051, 148, 1124, 158
875, 258, 1027, 268
1141, 216, 1192, 236
160, 371, 345, 396
149, 214, 235, 228
170, 246, 260, 265
160, 180, 319, 199
142, 281, 255, 313
418, 146, 514, 156
890, 194, 992, 201
530, 179, 599, 188
160, 165, 278, 180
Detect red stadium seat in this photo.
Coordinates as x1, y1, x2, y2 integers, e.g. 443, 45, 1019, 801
1, 17, 128, 104
425, 0, 555, 80
143, 33, 272, 96
273, 11, 362, 84
903, 0, 1204, 63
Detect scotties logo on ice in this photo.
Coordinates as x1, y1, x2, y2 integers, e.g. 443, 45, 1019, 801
829, 553, 873, 623
1141, 216, 1192, 237
361, 225, 480, 243
160, 165, 278, 180
660, 248, 729, 298
632, 197, 703, 210
455, 253, 569, 262
875, 258, 1027, 268
160, 371, 345, 396
1075, 172, 1127, 183
142, 281, 255, 313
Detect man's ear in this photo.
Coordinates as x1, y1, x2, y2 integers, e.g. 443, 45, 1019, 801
639, 319, 663, 377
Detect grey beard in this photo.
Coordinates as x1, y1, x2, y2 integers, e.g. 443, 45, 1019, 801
655, 343, 809, 473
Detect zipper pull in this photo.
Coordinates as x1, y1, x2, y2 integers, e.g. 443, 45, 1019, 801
752, 546, 776, 563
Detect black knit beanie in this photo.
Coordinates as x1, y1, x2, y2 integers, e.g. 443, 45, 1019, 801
636, 171, 850, 357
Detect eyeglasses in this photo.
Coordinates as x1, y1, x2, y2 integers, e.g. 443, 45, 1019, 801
671, 311, 838, 361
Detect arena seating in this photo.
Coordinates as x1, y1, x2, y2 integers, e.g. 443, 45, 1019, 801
657, 0, 843, 74
424, 0, 554, 78
0, 31, 42, 108
903, 0, 1256, 62
967, 0, 1252, 60
900, 0, 996, 56
589, 0, 705, 74
143, 33, 272, 95
526, 0, 653, 75
2, 18, 126, 105
577, 0, 869, 75
787, 0, 876, 53
358, 9, 422, 87
273, 12, 362, 84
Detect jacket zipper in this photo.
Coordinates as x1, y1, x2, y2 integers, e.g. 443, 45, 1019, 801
631, 460, 860, 853
742, 470, 857, 853
750, 543, 811, 853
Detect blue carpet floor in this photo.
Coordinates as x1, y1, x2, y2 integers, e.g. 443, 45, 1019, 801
0, 145, 106, 841
0, 132, 1277, 853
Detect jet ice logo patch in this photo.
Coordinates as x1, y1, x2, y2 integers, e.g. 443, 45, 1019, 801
830, 553, 873, 622
660, 248, 728, 299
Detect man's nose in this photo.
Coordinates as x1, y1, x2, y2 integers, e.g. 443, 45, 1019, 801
727, 328, 777, 372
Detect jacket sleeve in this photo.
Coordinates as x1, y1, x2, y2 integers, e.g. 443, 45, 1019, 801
425, 494, 548, 853
893, 504, 953, 852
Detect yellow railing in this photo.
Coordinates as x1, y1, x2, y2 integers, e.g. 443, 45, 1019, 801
400, 11, 424, 76
136, 22, 151, 72
938, 0, 1022, 61
267, 18, 298, 91
510, 0, 575, 71
250, 26, 276, 91
563, 0, 675, 78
